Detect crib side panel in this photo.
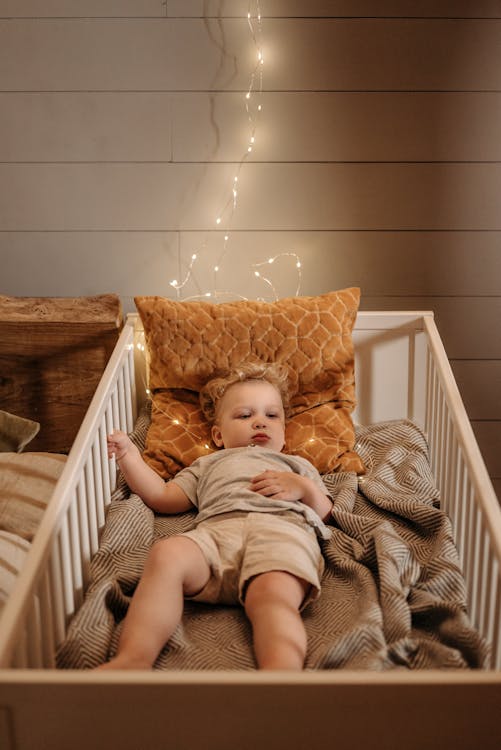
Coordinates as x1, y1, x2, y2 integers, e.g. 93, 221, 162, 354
0, 673, 500, 750
422, 316, 501, 669
352, 311, 501, 669
0, 322, 137, 669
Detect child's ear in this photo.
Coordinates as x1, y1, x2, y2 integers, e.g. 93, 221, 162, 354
211, 424, 224, 448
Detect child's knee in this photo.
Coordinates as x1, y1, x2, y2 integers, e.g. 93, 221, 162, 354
244, 570, 308, 615
147, 536, 196, 572
147, 535, 211, 595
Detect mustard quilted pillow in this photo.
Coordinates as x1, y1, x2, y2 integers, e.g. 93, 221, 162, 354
135, 289, 364, 477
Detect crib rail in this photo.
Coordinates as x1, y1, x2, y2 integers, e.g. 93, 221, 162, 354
423, 316, 501, 670
0, 321, 137, 669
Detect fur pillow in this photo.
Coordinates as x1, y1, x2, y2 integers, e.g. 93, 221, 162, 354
135, 289, 364, 477
0, 410, 40, 453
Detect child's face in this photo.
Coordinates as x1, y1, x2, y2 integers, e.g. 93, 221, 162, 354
211, 380, 286, 452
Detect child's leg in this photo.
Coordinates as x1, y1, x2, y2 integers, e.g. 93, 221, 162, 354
98, 536, 211, 670
244, 570, 309, 670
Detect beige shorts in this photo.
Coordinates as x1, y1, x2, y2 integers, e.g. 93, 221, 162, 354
181, 512, 324, 609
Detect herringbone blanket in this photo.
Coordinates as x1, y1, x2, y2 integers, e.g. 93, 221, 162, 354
57, 415, 488, 670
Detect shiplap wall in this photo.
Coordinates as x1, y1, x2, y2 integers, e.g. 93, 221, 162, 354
1, 0, 500, 495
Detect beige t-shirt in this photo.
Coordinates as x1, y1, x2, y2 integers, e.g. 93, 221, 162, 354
172, 446, 332, 540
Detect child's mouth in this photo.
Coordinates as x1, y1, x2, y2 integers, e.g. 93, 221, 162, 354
251, 433, 269, 444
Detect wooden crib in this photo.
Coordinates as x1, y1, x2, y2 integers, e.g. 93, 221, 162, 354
0, 310, 500, 750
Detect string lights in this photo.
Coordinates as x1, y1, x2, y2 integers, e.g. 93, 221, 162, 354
168, 2, 304, 303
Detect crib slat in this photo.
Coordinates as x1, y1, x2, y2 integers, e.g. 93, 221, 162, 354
431, 368, 441, 480
14, 627, 28, 668
77, 477, 92, 590
100, 415, 113, 505
112, 388, 120, 435
68, 489, 84, 611
424, 348, 434, 439
49, 541, 67, 647
26, 596, 44, 668
455, 465, 470, 574
92, 436, 106, 529
39, 568, 56, 668
105, 404, 117, 493
84, 461, 99, 555
483, 557, 496, 652
489, 559, 501, 669
58, 515, 75, 620
124, 349, 134, 431
118, 368, 127, 431
442, 415, 453, 509
465, 496, 480, 626
477, 526, 491, 637
447, 439, 461, 538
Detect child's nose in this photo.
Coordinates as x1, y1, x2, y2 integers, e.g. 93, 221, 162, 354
252, 415, 267, 428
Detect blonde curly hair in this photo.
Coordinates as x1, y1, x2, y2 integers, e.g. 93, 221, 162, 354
199, 362, 290, 424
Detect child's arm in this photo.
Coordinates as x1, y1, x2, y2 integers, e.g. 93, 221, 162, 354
107, 430, 194, 514
250, 470, 333, 522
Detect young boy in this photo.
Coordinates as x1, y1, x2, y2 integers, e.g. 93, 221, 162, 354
100, 363, 333, 671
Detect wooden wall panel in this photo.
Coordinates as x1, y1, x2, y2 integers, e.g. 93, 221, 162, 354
471, 422, 501, 479
2, 1, 499, 18
171, 92, 501, 163
360, 297, 501, 360
0, 0, 501, 19
2, 230, 501, 300
0, 93, 172, 162
1, 163, 501, 231
3, 91, 501, 163
452, 361, 501, 420
168, 1, 501, 19
0, 1, 164, 16
1, 19, 501, 91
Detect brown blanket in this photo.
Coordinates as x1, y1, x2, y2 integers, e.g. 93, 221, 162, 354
57, 417, 487, 671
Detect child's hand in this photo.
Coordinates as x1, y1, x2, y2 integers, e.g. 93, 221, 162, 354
250, 470, 306, 502
107, 430, 133, 461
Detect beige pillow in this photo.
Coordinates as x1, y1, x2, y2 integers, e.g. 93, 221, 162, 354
135, 289, 364, 477
0, 530, 31, 612
0, 452, 67, 540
